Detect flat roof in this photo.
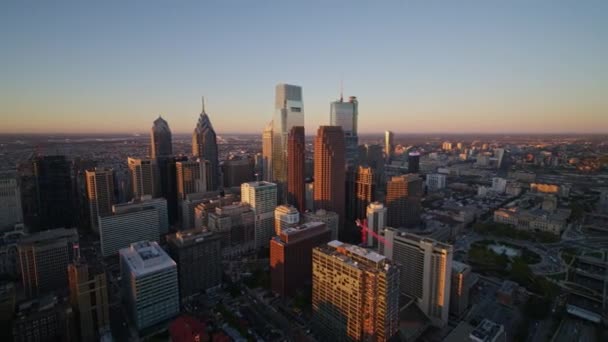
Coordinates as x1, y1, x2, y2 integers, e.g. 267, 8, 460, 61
119, 241, 175, 277
470, 319, 504, 341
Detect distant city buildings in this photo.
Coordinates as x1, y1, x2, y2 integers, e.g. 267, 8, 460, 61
426, 173, 447, 192
262, 121, 273, 182
0, 170, 23, 231
385, 130, 394, 163
241, 181, 277, 249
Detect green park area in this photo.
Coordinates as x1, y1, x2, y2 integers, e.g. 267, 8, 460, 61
473, 222, 560, 243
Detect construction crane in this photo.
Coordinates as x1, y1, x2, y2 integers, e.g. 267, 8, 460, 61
355, 219, 390, 247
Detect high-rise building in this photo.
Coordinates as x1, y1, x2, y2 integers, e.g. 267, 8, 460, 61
68, 259, 110, 342
346, 166, 375, 225
33, 156, 73, 230
442, 141, 453, 151
270, 222, 331, 297
330, 95, 359, 166
151, 116, 173, 159
381, 229, 453, 327
12, 295, 75, 342
17, 161, 39, 229
287, 126, 306, 212
262, 121, 273, 182
386, 174, 423, 228
85, 168, 115, 233
115, 197, 168, 234
384, 131, 394, 163
450, 261, 471, 317
408, 152, 421, 173
207, 202, 255, 258
221, 157, 254, 188
167, 229, 222, 301
366, 202, 387, 247
157, 155, 188, 225
17, 228, 78, 297
0, 170, 23, 231
272, 84, 304, 200
303, 209, 339, 241
241, 181, 277, 249
176, 160, 207, 200
312, 241, 400, 341
120, 241, 179, 331
359, 144, 385, 184
192, 98, 219, 191
426, 173, 447, 192
314, 126, 346, 238
99, 202, 163, 257
128, 157, 158, 200
274, 204, 299, 235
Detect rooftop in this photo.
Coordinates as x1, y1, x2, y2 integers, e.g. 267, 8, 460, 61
326, 240, 387, 265
452, 260, 470, 274
470, 319, 504, 342
119, 241, 176, 277
167, 228, 219, 247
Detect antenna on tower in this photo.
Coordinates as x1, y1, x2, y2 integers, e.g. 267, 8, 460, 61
340, 77, 344, 102
201, 96, 205, 113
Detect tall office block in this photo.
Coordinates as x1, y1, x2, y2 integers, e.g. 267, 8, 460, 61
207, 202, 255, 258
303, 209, 339, 241
408, 152, 421, 173
386, 174, 423, 228
192, 98, 219, 191
17, 228, 78, 297
128, 157, 158, 200
270, 222, 331, 297
241, 181, 277, 249
272, 84, 304, 200
68, 259, 110, 342
17, 161, 39, 229
120, 241, 179, 331
0, 170, 23, 231
158, 155, 188, 225
330, 95, 359, 166
312, 241, 400, 341
366, 202, 387, 247
221, 157, 254, 188
176, 160, 207, 200
114, 197, 168, 234
85, 168, 115, 233
167, 229, 222, 301
274, 204, 299, 235
33, 156, 73, 230
287, 126, 306, 212
359, 144, 386, 187
381, 229, 453, 327
346, 166, 375, 226
262, 121, 273, 182
99, 203, 162, 257
151, 116, 173, 159
384, 131, 394, 163
12, 295, 75, 342
314, 126, 346, 238
450, 261, 471, 317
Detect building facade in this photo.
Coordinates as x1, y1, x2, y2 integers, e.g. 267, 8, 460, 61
85, 168, 115, 233
99, 205, 161, 257
33, 156, 74, 230
207, 202, 255, 258
262, 121, 273, 182
128, 157, 158, 200
274, 204, 299, 235
450, 261, 471, 317
151, 116, 173, 159
0, 170, 23, 231
366, 202, 387, 248
426, 173, 447, 192
287, 125, 306, 212
386, 174, 423, 228
330, 96, 359, 166
241, 181, 277, 249
303, 209, 339, 241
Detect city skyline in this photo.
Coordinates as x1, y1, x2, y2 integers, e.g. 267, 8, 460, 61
1, 1, 607, 134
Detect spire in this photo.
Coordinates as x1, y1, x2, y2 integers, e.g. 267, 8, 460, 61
201, 96, 206, 114
340, 78, 344, 102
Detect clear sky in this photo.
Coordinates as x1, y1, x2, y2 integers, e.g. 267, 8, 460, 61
1, 0, 607, 135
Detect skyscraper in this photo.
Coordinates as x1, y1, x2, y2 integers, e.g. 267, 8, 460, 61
330, 95, 359, 165
157, 155, 188, 225
262, 121, 273, 182
287, 126, 305, 212
192, 97, 219, 191
33, 156, 73, 230
272, 84, 304, 200
384, 131, 394, 163
128, 157, 158, 200
241, 181, 277, 249
408, 151, 421, 173
381, 229, 453, 327
207, 202, 255, 258
221, 157, 254, 188
0, 170, 23, 231
450, 261, 471, 317
176, 159, 207, 200
274, 204, 299, 235
312, 241, 400, 341
85, 168, 115, 233
346, 165, 375, 226
366, 202, 387, 247
313, 126, 345, 238
150, 116, 173, 159
386, 174, 423, 228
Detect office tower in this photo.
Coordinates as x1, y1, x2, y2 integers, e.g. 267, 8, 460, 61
151, 115, 173, 159
128, 157, 158, 200
386, 174, 423, 228
182, 192, 234, 231
158, 155, 188, 224
192, 98, 219, 191
272, 84, 304, 199
167, 229, 222, 301
71, 159, 97, 231
17, 228, 78, 297
12, 295, 74, 342
493, 148, 505, 169
99, 202, 163, 257
303, 209, 339, 240
241, 181, 277, 249
120, 241, 179, 331
221, 157, 254, 188
287, 126, 306, 212
0, 170, 23, 231
274, 204, 299, 235
312, 241, 400, 341
17, 161, 39, 229
426, 173, 447, 192
450, 261, 471, 317
85, 168, 115, 233
68, 259, 110, 342
366, 202, 387, 247
384, 131, 394, 163
115, 197, 168, 234
270, 222, 331, 297
346, 166, 375, 225
33, 155, 73, 230
330, 95, 359, 165
207, 202, 255, 257
381, 229, 453, 327
359, 144, 385, 184
408, 152, 421, 173
314, 126, 346, 237
262, 121, 273, 182
176, 159, 207, 200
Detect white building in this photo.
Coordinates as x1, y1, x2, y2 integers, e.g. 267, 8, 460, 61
426, 174, 447, 192
274, 204, 299, 235
0, 171, 23, 231
272, 84, 304, 190
366, 202, 387, 247
241, 181, 277, 249
120, 241, 179, 331
99, 204, 161, 257
114, 196, 168, 234
492, 177, 507, 194
330, 96, 359, 165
